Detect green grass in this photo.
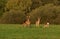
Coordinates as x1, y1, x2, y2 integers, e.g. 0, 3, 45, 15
0, 24, 60, 39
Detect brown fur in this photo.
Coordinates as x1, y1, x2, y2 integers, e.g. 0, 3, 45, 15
22, 16, 30, 27
44, 22, 49, 28
35, 18, 40, 27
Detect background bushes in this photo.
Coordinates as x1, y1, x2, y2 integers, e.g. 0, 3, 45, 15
0, 0, 60, 24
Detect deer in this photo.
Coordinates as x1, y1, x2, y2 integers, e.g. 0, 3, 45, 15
23, 16, 30, 27
44, 22, 49, 28
35, 18, 40, 27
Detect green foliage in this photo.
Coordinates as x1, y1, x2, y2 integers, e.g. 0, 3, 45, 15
54, 6, 60, 24
5, 0, 32, 13
0, 0, 60, 24
31, 0, 42, 9
1, 10, 26, 24
30, 4, 60, 24
53, 0, 60, 5
0, 0, 7, 17
0, 0, 32, 24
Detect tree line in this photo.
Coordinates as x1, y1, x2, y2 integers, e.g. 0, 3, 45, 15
0, 0, 60, 24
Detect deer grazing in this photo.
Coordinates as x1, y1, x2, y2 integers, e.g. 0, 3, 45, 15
35, 18, 40, 27
44, 22, 49, 28
23, 16, 30, 27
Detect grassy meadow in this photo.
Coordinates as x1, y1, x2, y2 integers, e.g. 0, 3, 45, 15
0, 24, 60, 39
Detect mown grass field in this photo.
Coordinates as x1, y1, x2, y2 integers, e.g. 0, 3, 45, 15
0, 24, 60, 39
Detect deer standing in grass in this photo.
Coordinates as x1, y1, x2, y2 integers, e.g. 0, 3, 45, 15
35, 18, 40, 27
23, 16, 30, 27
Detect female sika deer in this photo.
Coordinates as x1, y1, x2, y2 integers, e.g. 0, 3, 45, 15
44, 22, 49, 28
23, 16, 30, 27
35, 18, 40, 27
